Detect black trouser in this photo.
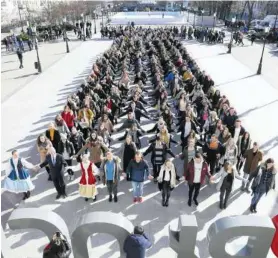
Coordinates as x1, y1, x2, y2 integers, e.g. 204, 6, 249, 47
153, 163, 162, 179
188, 183, 201, 201
236, 155, 244, 171
162, 181, 171, 201
19, 58, 23, 68
207, 156, 217, 175
220, 186, 232, 205
106, 180, 118, 196
52, 175, 66, 195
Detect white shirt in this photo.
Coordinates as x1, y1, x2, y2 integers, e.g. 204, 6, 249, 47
6, 158, 33, 177
184, 122, 191, 138
193, 162, 202, 183
233, 127, 241, 143
164, 168, 171, 181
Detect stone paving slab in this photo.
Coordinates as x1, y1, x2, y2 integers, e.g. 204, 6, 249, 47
1, 32, 102, 102
1, 34, 277, 258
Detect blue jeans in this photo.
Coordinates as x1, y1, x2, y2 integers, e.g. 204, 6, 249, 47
131, 182, 144, 197
251, 190, 265, 206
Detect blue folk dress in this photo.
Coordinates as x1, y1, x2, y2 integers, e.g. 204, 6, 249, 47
3, 158, 35, 193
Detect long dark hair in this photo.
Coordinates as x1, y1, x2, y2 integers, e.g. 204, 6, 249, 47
37, 134, 48, 145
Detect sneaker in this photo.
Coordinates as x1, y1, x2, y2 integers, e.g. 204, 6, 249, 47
133, 197, 137, 203
245, 189, 251, 194
179, 176, 185, 181
138, 197, 143, 203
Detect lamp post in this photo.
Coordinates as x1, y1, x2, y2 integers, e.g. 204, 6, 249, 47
187, 8, 189, 22
18, 3, 24, 32
201, 9, 204, 28
227, 17, 236, 54
101, 8, 104, 29
63, 18, 69, 53
81, 13, 86, 41
257, 27, 270, 75
213, 13, 216, 30
34, 37, 42, 73
193, 10, 196, 28
93, 11, 97, 34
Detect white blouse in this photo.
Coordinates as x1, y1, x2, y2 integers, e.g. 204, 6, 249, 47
6, 158, 34, 177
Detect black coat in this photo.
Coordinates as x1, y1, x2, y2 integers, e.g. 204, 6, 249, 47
230, 126, 245, 139
57, 140, 75, 157
143, 142, 175, 164
45, 129, 61, 151
40, 154, 67, 179
179, 120, 198, 140
70, 133, 85, 153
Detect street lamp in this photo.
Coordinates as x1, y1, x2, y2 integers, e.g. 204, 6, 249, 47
34, 37, 42, 73
213, 13, 216, 30
81, 13, 86, 41
18, 3, 24, 32
63, 18, 69, 53
187, 8, 189, 22
257, 27, 270, 75
201, 9, 204, 28
227, 17, 236, 54
93, 11, 97, 34
101, 8, 104, 29
193, 9, 196, 28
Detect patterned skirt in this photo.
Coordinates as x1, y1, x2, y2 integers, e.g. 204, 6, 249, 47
79, 184, 98, 198
3, 176, 35, 193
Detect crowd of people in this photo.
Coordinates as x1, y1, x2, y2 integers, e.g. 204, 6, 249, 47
3, 25, 277, 257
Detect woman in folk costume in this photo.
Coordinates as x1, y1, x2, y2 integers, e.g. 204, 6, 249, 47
77, 153, 99, 202
3, 150, 36, 200
157, 159, 176, 207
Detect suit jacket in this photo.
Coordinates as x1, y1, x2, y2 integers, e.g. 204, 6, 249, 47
40, 154, 67, 179
45, 129, 61, 151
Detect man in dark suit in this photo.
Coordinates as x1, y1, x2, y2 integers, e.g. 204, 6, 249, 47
39, 147, 68, 199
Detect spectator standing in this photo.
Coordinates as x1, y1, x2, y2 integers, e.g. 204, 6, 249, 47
123, 226, 152, 258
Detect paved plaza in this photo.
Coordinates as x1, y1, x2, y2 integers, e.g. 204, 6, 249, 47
1, 21, 278, 258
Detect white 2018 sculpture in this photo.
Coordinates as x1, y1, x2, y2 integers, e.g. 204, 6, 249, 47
2, 208, 276, 258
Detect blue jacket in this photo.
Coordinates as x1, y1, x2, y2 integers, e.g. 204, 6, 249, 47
123, 233, 152, 258
126, 160, 149, 182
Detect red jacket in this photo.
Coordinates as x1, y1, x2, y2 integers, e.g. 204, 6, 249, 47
185, 159, 210, 185
61, 111, 75, 128
79, 162, 96, 185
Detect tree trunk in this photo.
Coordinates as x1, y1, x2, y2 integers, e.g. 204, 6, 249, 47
246, 1, 255, 29
240, 1, 247, 19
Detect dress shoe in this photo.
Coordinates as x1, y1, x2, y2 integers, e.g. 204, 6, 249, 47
114, 195, 118, 202
48, 175, 52, 181
85, 198, 88, 201
188, 199, 192, 207
56, 194, 61, 199
162, 199, 165, 206
219, 202, 223, 209
109, 195, 112, 202
165, 199, 169, 207
193, 199, 199, 206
